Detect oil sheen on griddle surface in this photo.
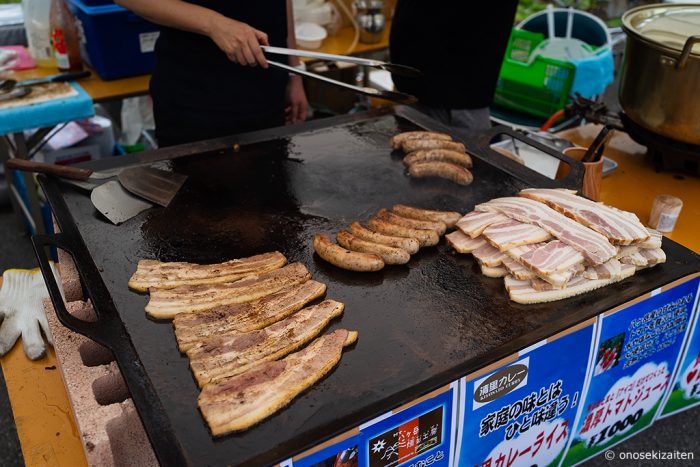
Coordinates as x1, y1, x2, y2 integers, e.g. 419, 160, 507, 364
58, 114, 692, 466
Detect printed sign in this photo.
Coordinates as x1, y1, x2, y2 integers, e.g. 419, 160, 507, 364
456, 319, 596, 467
562, 275, 699, 466
360, 383, 457, 467
290, 383, 457, 467
659, 277, 700, 418
291, 432, 360, 467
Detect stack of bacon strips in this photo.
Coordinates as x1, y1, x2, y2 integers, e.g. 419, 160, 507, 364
445, 189, 666, 304
128, 252, 357, 436
391, 131, 474, 186
313, 205, 462, 272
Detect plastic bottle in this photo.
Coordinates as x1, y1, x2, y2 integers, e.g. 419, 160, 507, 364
22, 0, 56, 68
50, 0, 82, 71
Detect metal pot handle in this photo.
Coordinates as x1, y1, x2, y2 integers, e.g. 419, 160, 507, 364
678, 35, 700, 70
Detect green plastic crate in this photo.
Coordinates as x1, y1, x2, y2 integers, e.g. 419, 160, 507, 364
493, 28, 576, 119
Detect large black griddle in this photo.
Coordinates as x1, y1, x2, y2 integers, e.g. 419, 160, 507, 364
32, 107, 700, 466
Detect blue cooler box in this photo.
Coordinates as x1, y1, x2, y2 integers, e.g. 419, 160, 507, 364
66, 0, 159, 79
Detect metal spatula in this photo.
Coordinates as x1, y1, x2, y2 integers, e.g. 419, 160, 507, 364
117, 166, 188, 207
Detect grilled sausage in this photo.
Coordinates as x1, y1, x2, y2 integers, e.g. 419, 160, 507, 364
391, 131, 452, 149
368, 217, 439, 247
408, 161, 473, 186
401, 139, 465, 153
403, 149, 473, 168
336, 230, 410, 265
348, 222, 420, 254
313, 234, 384, 272
377, 209, 447, 235
392, 204, 462, 228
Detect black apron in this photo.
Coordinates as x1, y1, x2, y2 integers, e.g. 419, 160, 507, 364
151, 1, 289, 146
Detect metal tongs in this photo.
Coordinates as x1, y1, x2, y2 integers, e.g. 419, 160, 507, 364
261, 45, 420, 104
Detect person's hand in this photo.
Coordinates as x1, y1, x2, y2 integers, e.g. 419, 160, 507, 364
208, 15, 269, 67
285, 75, 308, 124
0, 265, 59, 360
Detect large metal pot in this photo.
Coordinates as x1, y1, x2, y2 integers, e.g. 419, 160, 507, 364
619, 4, 700, 145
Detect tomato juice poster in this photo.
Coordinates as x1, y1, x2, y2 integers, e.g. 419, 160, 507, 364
455, 319, 596, 467
562, 275, 699, 466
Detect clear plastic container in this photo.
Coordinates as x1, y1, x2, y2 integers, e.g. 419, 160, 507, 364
22, 0, 56, 67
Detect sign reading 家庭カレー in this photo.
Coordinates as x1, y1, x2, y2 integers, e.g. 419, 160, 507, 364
659, 276, 700, 418
562, 275, 700, 466
456, 319, 596, 467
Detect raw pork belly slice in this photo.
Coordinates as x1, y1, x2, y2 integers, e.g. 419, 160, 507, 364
482, 220, 552, 251
445, 231, 486, 253
639, 248, 666, 266
519, 189, 649, 245
456, 211, 509, 238
639, 228, 663, 249
619, 252, 648, 267
518, 240, 585, 275
472, 242, 509, 267
502, 256, 536, 280
615, 245, 640, 259
584, 259, 623, 280
481, 264, 508, 278
198, 329, 357, 435
504, 264, 636, 304
476, 197, 618, 265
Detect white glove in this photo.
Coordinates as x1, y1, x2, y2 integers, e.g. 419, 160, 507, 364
0, 264, 60, 360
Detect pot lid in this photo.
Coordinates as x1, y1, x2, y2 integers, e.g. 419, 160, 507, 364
623, 3, 700, 56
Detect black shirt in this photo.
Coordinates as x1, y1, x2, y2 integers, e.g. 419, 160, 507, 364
390, 1, 518, 109
151, 1, 289, 146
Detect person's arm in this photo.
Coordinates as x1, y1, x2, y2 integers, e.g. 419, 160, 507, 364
284, 0, 308, 123
115, 0, 268, 67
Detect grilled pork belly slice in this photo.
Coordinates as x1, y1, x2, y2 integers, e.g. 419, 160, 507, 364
199, 329, 358, 435
145, 263, 311, 318
188, 300, 344, 387
518, 240, 585, 276
128, 251, 287, 292
481, 264, 508, 278
519, 189, 649, 245
173, 281, 327, 352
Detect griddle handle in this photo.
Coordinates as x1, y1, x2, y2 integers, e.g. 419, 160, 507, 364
32, 233, 113, 347
477, 126, 585, 192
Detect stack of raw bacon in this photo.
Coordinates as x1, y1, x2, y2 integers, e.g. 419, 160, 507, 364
445, 189, 666, 304
128, 252, 357, 436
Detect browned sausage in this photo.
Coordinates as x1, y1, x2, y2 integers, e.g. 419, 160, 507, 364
402, 139, 465, 153
377, 209, 447, 235
408, 161, 473, 186
392, 204, 462, 228
403, 149, 473, 168
313, 234, 384, 272
336, 230, 410, 265
367, 217, 439, 247
348, 222, 420, 254
391, 131, 452, 149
